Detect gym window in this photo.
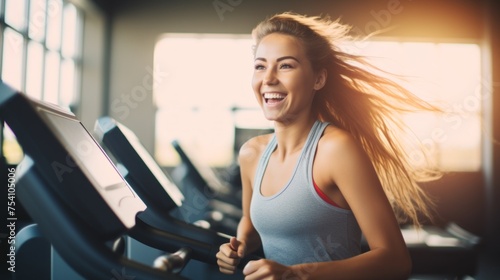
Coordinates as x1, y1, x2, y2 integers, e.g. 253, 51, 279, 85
1, 0, 83, 164
153, 34, 482, 172
355, 41, 482, 172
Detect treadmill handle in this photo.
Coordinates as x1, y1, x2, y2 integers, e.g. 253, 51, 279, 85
154, 247, 192, 274
130, 215, 264, 270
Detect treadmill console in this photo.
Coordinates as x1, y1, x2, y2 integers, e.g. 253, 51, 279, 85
0, 82, 145, 237
95, 116, 184, 214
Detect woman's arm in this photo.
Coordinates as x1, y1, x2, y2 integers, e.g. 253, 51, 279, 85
216, 137, 265, 274
297, 128, 411, 279
236, 137, 264, 253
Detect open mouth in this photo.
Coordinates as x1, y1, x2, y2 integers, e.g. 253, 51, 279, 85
263, 92, 286, 104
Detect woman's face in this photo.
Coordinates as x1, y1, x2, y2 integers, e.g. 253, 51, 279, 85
252, 33, 325, 124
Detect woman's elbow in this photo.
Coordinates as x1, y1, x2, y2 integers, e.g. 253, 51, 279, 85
396, 249, 412, 279
382, 246, 412, 279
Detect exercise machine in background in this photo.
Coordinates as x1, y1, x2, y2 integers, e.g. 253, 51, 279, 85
94, 116, 242, 235
0, 82, 257, 280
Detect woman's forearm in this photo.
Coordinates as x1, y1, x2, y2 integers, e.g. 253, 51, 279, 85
236, 215, 262, 255
290, 247, 411, 280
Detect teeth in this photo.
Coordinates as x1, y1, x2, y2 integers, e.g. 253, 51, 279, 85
263, 93, 286, 99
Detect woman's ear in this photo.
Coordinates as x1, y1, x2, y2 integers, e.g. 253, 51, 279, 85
314, 68, 327, 91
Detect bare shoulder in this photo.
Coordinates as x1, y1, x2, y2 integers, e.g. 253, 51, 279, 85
319, 125, 362, 157
316, 125, 373, 175
238, 133, 273, 167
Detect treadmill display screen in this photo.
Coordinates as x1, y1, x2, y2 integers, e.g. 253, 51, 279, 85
38, 108, 146, 228
119, 123, 184, 206
41, 109, 124, 190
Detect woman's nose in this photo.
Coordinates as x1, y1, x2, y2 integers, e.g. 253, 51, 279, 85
263, 69, 278, 85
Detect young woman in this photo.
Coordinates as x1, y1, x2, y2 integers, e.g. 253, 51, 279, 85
216, 12, 438, 279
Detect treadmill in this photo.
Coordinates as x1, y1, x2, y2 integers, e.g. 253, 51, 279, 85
0, 82, 256, 279
94, 116, 241, 234
170, 139, 243, 209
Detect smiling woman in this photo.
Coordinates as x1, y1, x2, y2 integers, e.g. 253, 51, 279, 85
212, 12, 483, 280
213, 13, 420, 279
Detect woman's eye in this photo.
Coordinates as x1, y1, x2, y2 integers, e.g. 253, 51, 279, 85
254, 64, 265, 70
280, 63, 293, 69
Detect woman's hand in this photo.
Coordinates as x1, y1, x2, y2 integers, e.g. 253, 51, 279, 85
243, 259, 300, 280
216, 237, 247, 274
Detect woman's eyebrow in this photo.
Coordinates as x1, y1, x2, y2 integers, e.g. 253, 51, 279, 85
254, 56, 300, 63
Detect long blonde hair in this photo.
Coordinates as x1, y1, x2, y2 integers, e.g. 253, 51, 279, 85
252, 12, 441, 226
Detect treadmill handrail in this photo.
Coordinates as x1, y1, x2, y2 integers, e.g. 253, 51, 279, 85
130, 210, 262, 270
17, 156, 187, 279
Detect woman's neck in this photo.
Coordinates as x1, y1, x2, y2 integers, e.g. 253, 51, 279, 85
272, 117, 317, 161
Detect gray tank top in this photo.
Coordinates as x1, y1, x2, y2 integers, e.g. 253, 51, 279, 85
250, 120, 361, 266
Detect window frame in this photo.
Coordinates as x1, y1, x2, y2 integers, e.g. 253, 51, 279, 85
0, 0, 84, 164
0, 0, 83, 108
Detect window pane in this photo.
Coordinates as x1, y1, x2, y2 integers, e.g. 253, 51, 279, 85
46, 0, 62, 50
438, 115, 481, 171
155, 108, 234, 166
438, 44, 481, 106
61, 3, 79, 58
26, 41, 44, 100
362, 41, 482, 171
154, 36, 255, 109
43, 51, 60, 104
5, 0, 27, 32
154, 35, 261, 166
2, 28, 24, 91
59, 59, 75, 107
29, 0, 47, 41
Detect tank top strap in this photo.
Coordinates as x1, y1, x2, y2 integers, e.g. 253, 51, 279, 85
253, 134, 277, 191
303, 121, 330, 183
